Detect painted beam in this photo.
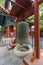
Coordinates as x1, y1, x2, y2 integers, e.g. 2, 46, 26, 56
24, 0, 43, 18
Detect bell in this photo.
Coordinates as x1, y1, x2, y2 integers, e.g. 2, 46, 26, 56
14, 21, 33, 58
16, 21, 30, 45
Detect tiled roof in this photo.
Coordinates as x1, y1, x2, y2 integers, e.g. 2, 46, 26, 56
10, 0, 42, 19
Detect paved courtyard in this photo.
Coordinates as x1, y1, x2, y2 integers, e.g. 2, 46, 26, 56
0, 46, 22, 65
0, 37, 22, 65
0, 36, 43, 65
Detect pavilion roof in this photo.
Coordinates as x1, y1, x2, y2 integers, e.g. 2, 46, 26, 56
10, 0, 43, 19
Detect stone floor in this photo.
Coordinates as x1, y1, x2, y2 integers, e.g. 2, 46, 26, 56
0, 46, 22, 65
0, 37, 22, 65
0, 36, 43, 65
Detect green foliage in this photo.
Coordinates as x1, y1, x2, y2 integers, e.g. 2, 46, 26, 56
0, 0, 5, 6
40, 21, 43, 25
40, 3, 43, 7
28, 15, 34, 21
27, 3, 43, 32
40, 25, 43, 31
40, 13, 43, 20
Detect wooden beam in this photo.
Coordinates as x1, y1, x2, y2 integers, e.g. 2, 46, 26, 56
15, 2, 25, 9
34, 0, 40, 58
24, 6, 34, 18
24, 0, 43, 18
10, 0, 43, 19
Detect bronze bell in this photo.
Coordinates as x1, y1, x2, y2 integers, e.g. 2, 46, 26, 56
16, 21, 30, 45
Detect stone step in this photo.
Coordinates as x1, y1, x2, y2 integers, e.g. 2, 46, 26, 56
23, 50, 43, 65
23, 55, 32, 65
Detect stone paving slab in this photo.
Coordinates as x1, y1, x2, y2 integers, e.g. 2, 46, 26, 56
0, 46, 22, 65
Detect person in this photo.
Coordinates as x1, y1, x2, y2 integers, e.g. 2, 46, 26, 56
0, 0, 17, 50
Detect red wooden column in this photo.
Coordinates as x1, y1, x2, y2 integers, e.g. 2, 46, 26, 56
14, 24, 16, 38
34, 0, 40, 58
13, 18, 18, 39
6, 24, 10, 38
